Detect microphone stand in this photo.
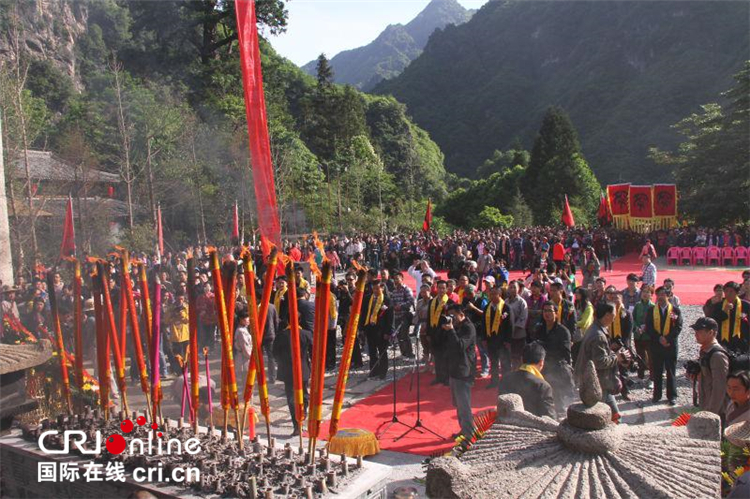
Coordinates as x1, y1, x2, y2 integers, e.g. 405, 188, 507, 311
395, 325, 442, 441
376, 337, 410, 438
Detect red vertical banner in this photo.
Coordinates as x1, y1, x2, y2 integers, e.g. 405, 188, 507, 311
422, 199, 432, 232
235, 0, 281, 247
157, 204, 164, 257
628, 185, 653, 233
232, 202, 240, 245
652, 184, 677, 229
60, 195, 76, 259
607, 183, 630, 229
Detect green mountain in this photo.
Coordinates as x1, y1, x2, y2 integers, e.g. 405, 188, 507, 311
301, 0, 473, 91
375, 1, 750, 183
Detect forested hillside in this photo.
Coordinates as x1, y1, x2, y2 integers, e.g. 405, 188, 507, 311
0, 0, 448, 259
376, 0, 750, 183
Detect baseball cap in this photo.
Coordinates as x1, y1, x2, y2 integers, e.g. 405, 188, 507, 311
483, 276, 496, 286
690, 317, 718, 331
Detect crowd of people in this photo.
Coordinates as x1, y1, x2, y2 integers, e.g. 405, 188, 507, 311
1, 225, 749, 446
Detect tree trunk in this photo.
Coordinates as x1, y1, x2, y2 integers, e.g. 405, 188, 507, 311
0, 113, 15, 285
112, 61, 135, 230
146, 137, 157, 226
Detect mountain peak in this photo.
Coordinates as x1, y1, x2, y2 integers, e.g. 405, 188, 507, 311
406, 0, 471, 47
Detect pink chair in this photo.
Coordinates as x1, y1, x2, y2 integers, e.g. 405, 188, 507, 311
692, 247, 707, 266
707, 246, 721, 265
734, 246, 748, 266
680, 247, 693, 266
666, 247, 680, 265
722, 246, 736, 266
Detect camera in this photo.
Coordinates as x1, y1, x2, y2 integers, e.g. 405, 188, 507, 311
439, 315, 454, 327
685, 360, 701, 377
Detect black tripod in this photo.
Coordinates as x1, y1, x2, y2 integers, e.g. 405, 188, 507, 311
376, 339, 410, 438
395, 327, 443, 441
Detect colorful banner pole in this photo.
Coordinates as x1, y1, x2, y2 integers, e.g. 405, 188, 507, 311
151, 274, 163, 427
98, 261, 129, 415
46, 269, 72, 414
73, 260, 84, 394
329, 269, 367, 438
187, 254, 200, 431
307, 261, 332, 459
122, 250, 151, 414
285, 261, 305, 450
91, 269, 110, 419
240, 249, 272, 444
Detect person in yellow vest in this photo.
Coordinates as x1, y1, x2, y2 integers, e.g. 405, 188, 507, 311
167, 292, 190, 374
645, 286, 683, 406
499, 342, 556, 419
710, 281, 750, 356
427, 280, 453, 386
481, 286, 512, 388
360, 281, 394, 380
273, 276, 289, 319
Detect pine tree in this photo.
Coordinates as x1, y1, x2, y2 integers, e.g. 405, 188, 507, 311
523, 106, 600, 225
315, 54, 334, 89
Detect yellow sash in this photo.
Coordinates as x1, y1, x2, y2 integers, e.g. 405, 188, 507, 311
429, 295, 449, 327
273, 288, 287, 312
330, 297, 338, 323
458, 288, 465, 303
553, 298, 564, 323
612, 305, 622, 338
485, 300, 505, 336
519, 364, 545, 380
721, 298, 742, 342
365, 293, 384, 326
653, 303, 672, 336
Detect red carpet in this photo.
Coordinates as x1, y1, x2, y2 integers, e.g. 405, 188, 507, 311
402, 253, 742, 306
317, 369, 499, 456
316, 254, 742, 457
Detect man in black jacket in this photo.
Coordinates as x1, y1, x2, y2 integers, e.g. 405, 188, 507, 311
481, 286, 513, 388
360, 281, 395, 379
444, 303, 477, 439
710, 281, 750, 355
272, 320, 313, 436
296, 288, 316, 332
646, 286, 683, 405
499, 342, 556, 419
536, 301, 574, 415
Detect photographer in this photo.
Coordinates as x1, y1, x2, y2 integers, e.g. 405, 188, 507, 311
690, 317, 729, 417
442, 303, 477, 440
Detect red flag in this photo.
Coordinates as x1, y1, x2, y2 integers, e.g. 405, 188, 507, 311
156, 204, 164, 257
231, 202, 240, 245
597, 191, 612, 226
561, 195, 575, 227
607, 184, 630, 216
60, 195, 76, 259
422, 200, 432, 232
235, 0, 281, 247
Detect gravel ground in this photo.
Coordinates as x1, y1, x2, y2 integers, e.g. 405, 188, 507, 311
618, 304, 704, 426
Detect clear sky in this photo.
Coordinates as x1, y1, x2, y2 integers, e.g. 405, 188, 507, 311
268, 0, 490, 67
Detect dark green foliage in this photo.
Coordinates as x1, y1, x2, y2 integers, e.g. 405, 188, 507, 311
650, 62, 750, 226
375, 1, 750, 184
523, 107, 600, 225
476, 147, 529, 179
25, 60, 75, 113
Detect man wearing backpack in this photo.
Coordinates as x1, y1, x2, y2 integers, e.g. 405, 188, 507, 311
691, 317, 729, 417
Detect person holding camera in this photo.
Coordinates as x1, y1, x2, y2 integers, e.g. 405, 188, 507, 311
690, 317, 729, 417
575, 302, 629, 421
428, 280, 453, 386
646, 286, 682, 405
442, 303, 477, 440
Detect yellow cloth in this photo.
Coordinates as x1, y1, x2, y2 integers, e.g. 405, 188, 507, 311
653, 302, 673, 336
365, 293, 384, 326
326, 428, 380, 456
519, 364, 545, 380
458, 288, 465, 303
169, 305, 190, 343
721, 298, 742, 342
298, 277, 310, 291
576, 303, 594, 332
485, 300, 505, 336
273, 288, 286, 312
329, 297, 338, 323
429, 294, 449, 327
612, 305, 622, 338
553, 297, 564, 323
